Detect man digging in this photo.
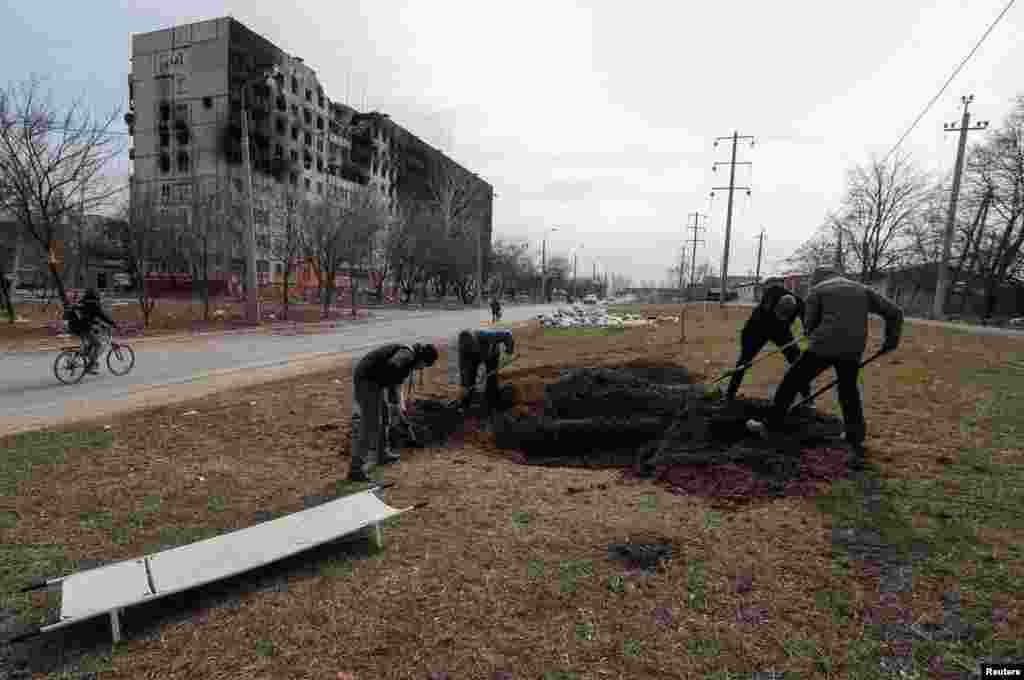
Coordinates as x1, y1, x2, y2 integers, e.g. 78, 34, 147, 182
450, 328, 515, 415
347, 342, 440, 483
725, 276, 812, 407
746, 266, 903, 450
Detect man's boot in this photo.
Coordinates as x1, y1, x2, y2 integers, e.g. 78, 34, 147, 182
379, 443, 400, 465
347, 462, 372, 483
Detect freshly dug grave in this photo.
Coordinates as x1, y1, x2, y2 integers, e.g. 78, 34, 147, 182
493, 365, 860, 499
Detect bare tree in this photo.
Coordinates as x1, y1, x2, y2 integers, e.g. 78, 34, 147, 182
962, 97, 1024, 318
337, 189, 389, 315
265, 187, 307, 319
184, 182, 236, 322
832, 153, 931, 282
0, 76, 126, 305
304, 198, 349, 318
105, 189, 171, 326
488, 238, 530, 299
784, 227, 839, 275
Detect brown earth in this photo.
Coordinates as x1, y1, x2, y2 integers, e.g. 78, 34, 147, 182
1, 304, 1021, 679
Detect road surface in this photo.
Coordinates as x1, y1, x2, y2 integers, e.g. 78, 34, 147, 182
0, 304, 554, 435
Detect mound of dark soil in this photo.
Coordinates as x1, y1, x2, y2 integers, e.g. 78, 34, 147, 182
390, 385, 516, 449
494, 366, 861, 499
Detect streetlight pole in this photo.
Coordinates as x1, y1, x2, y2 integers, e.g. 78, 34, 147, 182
541, 226, 558, 303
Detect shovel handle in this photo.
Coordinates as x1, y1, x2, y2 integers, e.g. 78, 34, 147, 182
788, 349, 887, 412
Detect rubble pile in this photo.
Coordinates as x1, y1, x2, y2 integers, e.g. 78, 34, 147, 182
536, 303, 680, 329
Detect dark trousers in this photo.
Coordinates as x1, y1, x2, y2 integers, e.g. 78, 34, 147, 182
726, 326, 810, 399
460, 352, 500, 409
766, 351, 866, 443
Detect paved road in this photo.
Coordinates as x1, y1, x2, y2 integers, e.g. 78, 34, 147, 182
0, 304, 554, 425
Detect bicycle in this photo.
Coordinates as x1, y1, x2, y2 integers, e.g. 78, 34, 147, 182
53, 323, 136, 385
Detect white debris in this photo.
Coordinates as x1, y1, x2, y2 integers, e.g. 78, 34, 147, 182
183, 409, 199, 416
250, 401, 257, 406
537, 302, 678, 329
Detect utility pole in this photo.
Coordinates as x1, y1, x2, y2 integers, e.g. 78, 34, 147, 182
933, 95, 988, 320
754, 227, 765, 299
712, 131, 755, 306
677, 246, 687, 292
687, 212, 707, 298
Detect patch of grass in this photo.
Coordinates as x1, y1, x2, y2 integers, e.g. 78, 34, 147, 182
638, 494, 657, 511
687, 637, 721, 656
318, 556, 353, 579
0, 430, 113, 495
527, 560, 545, 579
607, 575, 624, 594
79, 510, 114, 531
333, 478, 379, 497
622, 639, 642, 657
686, 562, 707, 611
815, 589, 851, 623
543, 672, 576, 680
207, 495, 226, 513
0, 510, 17, 529
575, 621, 595, 641
0, 544, 74, 625
558, 560, 593, 594
511, 511, 531, 527
542, 327, 626, 338
254, 639, 276, 657
155, 526, 221, 551
782, 637, 817, 659
142, 495, 162, 513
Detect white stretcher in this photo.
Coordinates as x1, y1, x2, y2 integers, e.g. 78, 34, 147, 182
13, 486, 420, 643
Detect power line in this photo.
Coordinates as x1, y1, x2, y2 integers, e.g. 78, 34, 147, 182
883, 0, 1017, 163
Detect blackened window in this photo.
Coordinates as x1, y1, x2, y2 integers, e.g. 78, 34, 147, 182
292, 126, 299, 141
291, 77, 298, 93
160, 132, 170, 148
304, 131, 312, 146
317, 181, 323, 195
160, 102, 170, 121
316, 116, 324, 130
304, 109, 312, 125
276, 118, 285, 135
290, 150, 299, 163
290, 172, 298, 186
304, 178, 311, 191
316, 157, 323, 173
159, 153, 171, 174
177, 151, 190, 173
305, 88, 312, 102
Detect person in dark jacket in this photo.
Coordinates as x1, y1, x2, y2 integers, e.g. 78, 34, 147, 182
348, 342, 439, 482
453, 328, 514, 413
746, 267, 904, 447
725, 278, 811, 402
490, 297, 503, 324
66, 289, 118, 374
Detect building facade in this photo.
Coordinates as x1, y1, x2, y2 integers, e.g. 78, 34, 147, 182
127, 16, 492, 293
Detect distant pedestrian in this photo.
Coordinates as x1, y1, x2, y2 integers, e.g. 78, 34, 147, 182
746, 267, 903, 448
348, 342, 439, 482
725, 277, 811, 403
490, 297, 502, 324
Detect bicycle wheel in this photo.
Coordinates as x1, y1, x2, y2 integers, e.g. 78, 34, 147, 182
54, 349, 87, 385
107, 342, 135, 376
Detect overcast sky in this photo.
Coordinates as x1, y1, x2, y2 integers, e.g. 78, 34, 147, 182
2, 0, 1022, 283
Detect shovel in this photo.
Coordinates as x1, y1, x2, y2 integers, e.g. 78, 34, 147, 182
709, 336, 805, 386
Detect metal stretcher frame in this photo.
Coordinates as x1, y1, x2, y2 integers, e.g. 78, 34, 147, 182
13, 486, 421, 644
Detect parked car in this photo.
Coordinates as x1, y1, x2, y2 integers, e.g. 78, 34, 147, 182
583, 294, 598, 304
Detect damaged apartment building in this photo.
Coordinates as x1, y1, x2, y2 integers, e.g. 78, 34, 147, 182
127, 16, 493, 290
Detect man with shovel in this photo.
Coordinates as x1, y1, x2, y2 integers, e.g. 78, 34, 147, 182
746, 267, 903, 448
450, 328, 515, 414
725, 277, 811, 404
348, 342, 440, 483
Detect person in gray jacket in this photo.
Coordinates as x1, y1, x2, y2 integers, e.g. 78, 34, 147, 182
746, 266, 903, 447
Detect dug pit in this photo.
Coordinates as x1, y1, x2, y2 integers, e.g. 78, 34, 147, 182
335, 365, 862, 503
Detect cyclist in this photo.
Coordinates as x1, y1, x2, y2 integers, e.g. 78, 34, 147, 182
65, 289, 118, 374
